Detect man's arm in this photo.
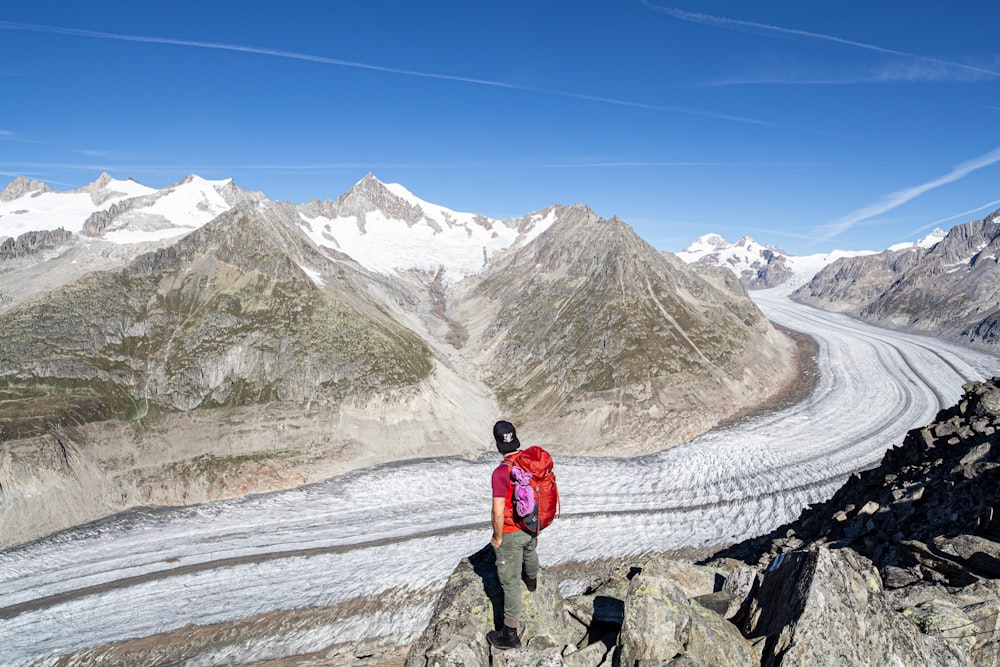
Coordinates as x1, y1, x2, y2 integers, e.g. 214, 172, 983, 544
491, 497, 505, 548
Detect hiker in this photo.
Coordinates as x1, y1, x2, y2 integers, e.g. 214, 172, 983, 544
487, 419, 539, 650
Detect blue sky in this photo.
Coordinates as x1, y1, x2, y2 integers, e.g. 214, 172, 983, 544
2, 1, 1000, 256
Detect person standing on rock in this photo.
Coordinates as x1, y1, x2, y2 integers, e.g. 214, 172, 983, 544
487, 419, 539, 650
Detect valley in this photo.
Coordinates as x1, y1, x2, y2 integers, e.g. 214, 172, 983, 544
2, 286, 997, 664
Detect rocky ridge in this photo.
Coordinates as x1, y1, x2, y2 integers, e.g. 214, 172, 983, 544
794, 211, 1000, 348
0, 228, 75, 261
404, 377, 1000, 666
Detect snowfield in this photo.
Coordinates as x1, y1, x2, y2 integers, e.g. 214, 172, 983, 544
1, 287, 999, 664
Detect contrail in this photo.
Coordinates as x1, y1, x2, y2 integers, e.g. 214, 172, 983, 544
642, 2, 1000, 80
544, 160, 825, 168
909, 199, 1000, 236
0, 19, 775, 126
821, 146, 1000, 240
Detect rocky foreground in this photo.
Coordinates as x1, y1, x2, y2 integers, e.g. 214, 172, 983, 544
403, 377, 1000, 667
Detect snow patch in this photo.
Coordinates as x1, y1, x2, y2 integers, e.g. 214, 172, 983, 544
299, 265, 325, 287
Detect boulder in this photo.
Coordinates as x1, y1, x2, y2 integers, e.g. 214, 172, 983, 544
740, 547, 971, 666
889, 578, 1000, 667
933, 534, 1000, 579
633, 554, 727, 598
617, 572, 759, 667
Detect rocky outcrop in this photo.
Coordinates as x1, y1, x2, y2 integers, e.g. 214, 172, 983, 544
0, 176, 51, 202
710, 376, 1000, 665
406, 543, 978, 666
744, 248, 794, 289
794, 211, 1000, 348
82, 198, 142, 236
405, 546, 573, 666
0, 228, 74, 260
740, 547, 968, 666
409, 378, 1000, 666
406, 548, 756, 667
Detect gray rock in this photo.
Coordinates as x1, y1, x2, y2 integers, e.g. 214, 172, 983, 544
741, 547, 970, 666
0, 227, 74, 261
618, 572, 759, 667
934, 534, 1000, 579
491, 647, 565, 667
635, 554, 727, 599
562, 638, 610, 667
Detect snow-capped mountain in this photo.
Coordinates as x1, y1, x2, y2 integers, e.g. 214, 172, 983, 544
296, 173, 556, 280
675, 232, 951, 289
0, 172, 557, 285
676, 234, 795, 288
886, 227, 948, 252
0, 172, 795, 552
0, 173, 243, 245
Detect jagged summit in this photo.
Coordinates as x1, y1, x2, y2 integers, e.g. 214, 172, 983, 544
0, 175, 52, 202
320, 172, 427, 227
64, 172, 111, 194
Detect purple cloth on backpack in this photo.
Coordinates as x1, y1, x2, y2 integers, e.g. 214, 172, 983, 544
510, 466, 536, 517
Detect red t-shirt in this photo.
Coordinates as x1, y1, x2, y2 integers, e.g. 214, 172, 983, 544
492, 456, 514, 498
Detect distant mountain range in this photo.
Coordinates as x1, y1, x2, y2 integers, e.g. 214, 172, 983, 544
0, 173, 797, 547
675, 224, 1000, 350
676, 230, 947, 289
793, 212, 1000, 349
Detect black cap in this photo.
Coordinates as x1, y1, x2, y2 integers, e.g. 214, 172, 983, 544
493, 420, 520, 454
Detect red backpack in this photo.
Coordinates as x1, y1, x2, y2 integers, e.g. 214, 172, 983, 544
506, 446, 560, 535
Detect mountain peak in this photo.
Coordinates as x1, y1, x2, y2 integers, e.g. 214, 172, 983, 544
74, 172, 115, 193
682, 233, 730, 253
0, 175, 51, 202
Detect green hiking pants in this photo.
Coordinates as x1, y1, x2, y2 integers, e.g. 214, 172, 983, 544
494, 530, 539, 623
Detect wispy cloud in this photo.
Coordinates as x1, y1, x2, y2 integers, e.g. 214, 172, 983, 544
543, 160, 825, 168
642, 2, 1000, 82
0, 19, 778, 127
701, 62, 987, 87
821, 146, 1000, 240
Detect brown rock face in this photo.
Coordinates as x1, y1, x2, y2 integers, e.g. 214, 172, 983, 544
453, 206, 797, 454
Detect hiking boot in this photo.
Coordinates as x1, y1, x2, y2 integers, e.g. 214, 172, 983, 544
486, 624, 521, 650
523, 574, 537, 592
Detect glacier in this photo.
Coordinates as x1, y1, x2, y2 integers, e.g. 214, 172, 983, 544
1, 286, 999, 664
